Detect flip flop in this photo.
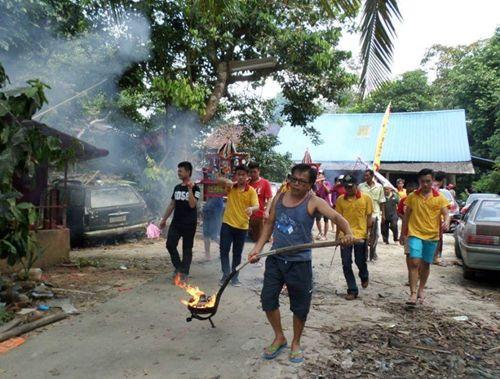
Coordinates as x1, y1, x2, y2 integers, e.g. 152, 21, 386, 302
263, 342, 287, 360
406, 293, 417, 307
289, 349, 304, 363
417, 294, 425, 304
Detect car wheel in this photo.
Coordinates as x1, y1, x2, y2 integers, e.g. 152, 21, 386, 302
463, 264, 475, 280
454, 238, 462, 259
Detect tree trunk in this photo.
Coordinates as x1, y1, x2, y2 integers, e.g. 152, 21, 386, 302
201, 62, 229, 124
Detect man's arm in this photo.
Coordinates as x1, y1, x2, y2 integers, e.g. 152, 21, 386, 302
399, 207, 412, 245
216, 175, 234, 190
245, 189, 260, 217
186, 182, 199, 209
441, 205, 450, 231
312, 197, 354, 245
248, 195, 279, 262
159, 200, 175, 229
379, 188, 386, 221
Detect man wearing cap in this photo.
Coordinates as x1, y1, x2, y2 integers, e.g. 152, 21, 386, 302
359, 169, 386, 261
381, 186, 400, 244
335, 175, 373, 300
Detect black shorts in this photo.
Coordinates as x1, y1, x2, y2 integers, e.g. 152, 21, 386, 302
260, 256, 312, 321
315, 215, 329, 223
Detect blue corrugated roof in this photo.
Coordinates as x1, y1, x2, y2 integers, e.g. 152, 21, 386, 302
276, 109, 471, 163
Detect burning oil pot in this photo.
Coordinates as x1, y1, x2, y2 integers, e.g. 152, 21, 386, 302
178, 240, 346, 328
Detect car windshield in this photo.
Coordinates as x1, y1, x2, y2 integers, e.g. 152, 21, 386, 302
91, 187, 142, 208
466, 193, 498, 205
475, 201, 500, 222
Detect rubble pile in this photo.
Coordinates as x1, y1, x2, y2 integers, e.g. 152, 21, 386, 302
304, 302, 500, 378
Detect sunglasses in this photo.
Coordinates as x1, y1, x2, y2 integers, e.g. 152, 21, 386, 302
287, 174, 310, 186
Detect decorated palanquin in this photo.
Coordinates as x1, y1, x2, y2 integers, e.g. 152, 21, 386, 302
201, 140, 249, 200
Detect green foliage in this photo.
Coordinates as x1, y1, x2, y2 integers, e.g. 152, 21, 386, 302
241, 134, 293, 183
351, 70, 438, 112
150, 77, 208, 115
229, 95, 293, 182
115, 0, 356, 127
431, 29, 500, 160
473, 164, 500, 194
0, 63, 65, 270
0, 0, 89, 53
0, 306, 14, 325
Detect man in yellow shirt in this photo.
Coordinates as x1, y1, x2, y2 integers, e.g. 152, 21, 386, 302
217, 165, 259, 286
400, 169, 450, 306
335, 175, 374, 300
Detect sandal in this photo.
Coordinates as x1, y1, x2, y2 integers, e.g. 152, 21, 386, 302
406, 292, 418, 307
417, 293, 425, 304
289, 349, 304, 363
263, 342, 287, 360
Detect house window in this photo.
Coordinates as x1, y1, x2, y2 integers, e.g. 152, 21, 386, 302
357, 125, 371, 138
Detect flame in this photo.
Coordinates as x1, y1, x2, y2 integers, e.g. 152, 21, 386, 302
174, 273, 216, 309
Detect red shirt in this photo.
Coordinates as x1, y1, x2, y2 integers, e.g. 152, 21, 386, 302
249, 178, 273, 219
397, 197, 407, 217
331, 184, 346, 207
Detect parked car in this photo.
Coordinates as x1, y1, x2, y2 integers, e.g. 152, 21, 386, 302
440, 188, 460, 233
460, 193, 499, 215
54, 179, 148, 244
454, 198, 500, 279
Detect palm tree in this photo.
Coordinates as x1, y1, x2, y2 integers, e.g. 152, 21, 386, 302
322, 0, 402, 95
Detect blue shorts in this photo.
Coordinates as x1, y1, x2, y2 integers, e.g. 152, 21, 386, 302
408, 237, 438, 264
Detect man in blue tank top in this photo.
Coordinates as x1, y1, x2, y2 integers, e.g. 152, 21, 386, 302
248, 164, 355, 363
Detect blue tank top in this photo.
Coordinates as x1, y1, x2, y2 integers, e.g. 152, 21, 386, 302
271, 193, 314, 261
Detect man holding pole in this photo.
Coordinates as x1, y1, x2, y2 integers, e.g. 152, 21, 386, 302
335, 175, 373, 300
359, 169, 386, 261
248, 164, 354, 363
217, 165, 259, 287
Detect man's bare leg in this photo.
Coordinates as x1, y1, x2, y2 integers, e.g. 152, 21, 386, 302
408, 258, 420, 303
265, 309, 287, 350
203, 237, 211, 260
324, 219, 329, 237
315, 220, 323, 238
417, 262, 430, 301
291, 315, 305, 352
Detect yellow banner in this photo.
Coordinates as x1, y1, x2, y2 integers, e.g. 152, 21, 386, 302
373, 103, 391, 171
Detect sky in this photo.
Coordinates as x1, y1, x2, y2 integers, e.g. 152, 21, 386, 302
261, 0, 499, 98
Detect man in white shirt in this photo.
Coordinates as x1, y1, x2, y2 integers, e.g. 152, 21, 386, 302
358, 169, 386, 261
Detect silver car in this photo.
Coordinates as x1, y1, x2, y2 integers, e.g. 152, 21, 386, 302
454, 198, 500, 279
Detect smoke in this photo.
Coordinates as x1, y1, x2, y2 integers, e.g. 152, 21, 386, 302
1, 4, 205, 215
1, 13, 149, 108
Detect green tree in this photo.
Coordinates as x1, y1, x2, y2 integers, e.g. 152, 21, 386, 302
430, 30, 499, 160
0, 63, 66, 270
350, 69, 438, 112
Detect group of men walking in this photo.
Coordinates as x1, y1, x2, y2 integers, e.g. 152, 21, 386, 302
159, 161, 273, 286
159, 161, 450, 363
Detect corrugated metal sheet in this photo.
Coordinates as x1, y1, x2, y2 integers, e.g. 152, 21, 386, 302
276, 110, 472, 163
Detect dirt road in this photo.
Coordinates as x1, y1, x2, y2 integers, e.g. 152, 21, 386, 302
1, 232, 499, 378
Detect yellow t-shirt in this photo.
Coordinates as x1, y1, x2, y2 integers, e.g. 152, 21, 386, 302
406, 190, 449, 240
397, 188, 407, 199
223, 185, 259, 230
335, 192, 373, 239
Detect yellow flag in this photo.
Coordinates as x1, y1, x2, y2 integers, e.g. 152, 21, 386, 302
373, 103, 391, 171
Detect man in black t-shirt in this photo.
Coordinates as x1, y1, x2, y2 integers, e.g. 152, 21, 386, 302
159, 161, 201, 283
